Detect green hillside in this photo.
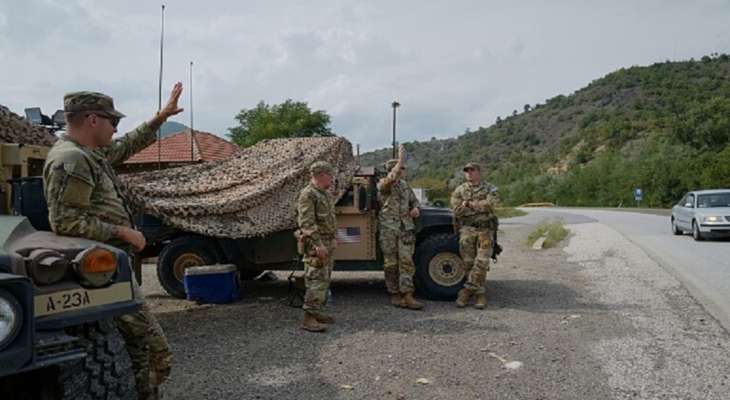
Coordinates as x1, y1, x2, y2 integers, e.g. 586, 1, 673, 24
361, 54, 730, 207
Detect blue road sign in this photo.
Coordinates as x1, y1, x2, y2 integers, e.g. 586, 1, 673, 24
634, 188, 643, 201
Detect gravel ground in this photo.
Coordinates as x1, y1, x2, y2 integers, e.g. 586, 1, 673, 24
140, 219, 730, 400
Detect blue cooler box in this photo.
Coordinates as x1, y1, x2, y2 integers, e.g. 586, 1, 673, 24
184, 264, 239, 304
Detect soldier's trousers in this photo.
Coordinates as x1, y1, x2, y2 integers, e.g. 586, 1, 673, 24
458, 226, 492, 294
302, 239, 336, 313
380, 227, 416, 294
117, 278, 172, 399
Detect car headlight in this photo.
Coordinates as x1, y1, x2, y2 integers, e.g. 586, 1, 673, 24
73, 247, 118, 287
702, 216, 722, 223
27, 249, 69, 286
0, 288, 22, 350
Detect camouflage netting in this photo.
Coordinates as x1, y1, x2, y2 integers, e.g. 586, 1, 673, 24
0, 105, 57, 146
121, 137, 355, 238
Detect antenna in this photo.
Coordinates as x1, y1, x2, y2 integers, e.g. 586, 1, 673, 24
190, 61, 194, 162
157, 4, 165, 170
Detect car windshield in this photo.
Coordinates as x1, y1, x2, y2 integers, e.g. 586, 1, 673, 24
696, 192, 730, 208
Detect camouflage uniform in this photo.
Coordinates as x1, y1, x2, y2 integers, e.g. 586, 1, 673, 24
377, 160, 420, 294
43, 92, 172, 399
451, 172, 499, 295
296, 164, 337, 314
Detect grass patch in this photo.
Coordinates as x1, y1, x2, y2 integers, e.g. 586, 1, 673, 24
495, 207, 527, 219
527, 220, 569, 248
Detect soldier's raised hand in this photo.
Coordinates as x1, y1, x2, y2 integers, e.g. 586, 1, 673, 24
398, 144, 406, 163
160, 82, 184, 118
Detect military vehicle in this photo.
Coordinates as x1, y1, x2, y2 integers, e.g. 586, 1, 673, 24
138, 165, 465, 301
0, 108, 140, 399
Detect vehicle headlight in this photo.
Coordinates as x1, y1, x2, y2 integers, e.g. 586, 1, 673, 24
73, 247, 118, 287
0, 289, 22, 350
703, 216, 722, 223
27, 249, 69, 286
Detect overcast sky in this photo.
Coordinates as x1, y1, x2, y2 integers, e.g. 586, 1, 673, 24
2, 0, 730, 151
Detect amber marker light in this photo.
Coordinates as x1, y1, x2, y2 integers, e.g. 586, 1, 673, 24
73, 247, 118, 287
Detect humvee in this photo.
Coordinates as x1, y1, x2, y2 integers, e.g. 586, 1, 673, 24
0, 143, 140, 400
138, 166, 467, 301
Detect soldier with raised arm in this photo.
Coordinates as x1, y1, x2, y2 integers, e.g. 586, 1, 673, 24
296, 161, 338, 332
377, 145, 424, 310
43, 83, 184, 400
450, 162, 499, 309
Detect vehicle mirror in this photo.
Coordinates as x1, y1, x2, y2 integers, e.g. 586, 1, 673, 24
684, 202, 693, 208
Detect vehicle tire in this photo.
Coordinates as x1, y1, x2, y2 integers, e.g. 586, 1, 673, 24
157, 236, 219, 298
692, 220, 704, 241
671, 218, 682, 235
0, 320, 135, 400
414, 233, 465, 301
55, 320, 136, 400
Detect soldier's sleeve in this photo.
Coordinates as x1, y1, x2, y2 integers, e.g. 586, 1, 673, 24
450, 186, 463, 210
376, 167, 399, 193
44, 154, 116, 242
407, 185, 420, 210
97, 122, 157, 166
297, 190, 323, 248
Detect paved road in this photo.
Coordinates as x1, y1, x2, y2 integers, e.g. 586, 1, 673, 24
511, 208, 730, 331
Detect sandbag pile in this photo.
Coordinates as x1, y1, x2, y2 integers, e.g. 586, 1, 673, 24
0, 105, 57, 146
121, 136, 355, 238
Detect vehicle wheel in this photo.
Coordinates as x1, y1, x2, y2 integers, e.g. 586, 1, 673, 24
414, 233, 465, 301
157, 236, 219, 298
54, 320, 136, 400
671, 218, 682, 235
692, 220, 704, 241
0, 320, 135, 400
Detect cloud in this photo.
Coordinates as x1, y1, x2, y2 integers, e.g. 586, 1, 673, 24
2, 0, 730, 152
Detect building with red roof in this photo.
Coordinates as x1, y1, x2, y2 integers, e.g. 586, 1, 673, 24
119, 129, 239, 173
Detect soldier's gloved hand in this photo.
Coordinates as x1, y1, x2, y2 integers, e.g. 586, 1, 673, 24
115, 226, 147, 252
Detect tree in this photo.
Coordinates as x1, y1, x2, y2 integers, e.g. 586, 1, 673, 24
228, 100, 333, 147
524, 104, 531, 112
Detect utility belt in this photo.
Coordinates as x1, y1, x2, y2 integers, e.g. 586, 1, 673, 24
459, 217, 496, 230
294, 229, 335, 255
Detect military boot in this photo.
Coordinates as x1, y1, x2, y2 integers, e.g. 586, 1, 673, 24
474, 293, 487, 309
456, 288, 471, 308
389, 293, 402, 307
400, 292, 424, 310
313, 312, 335, 324
301, 312, 327, 332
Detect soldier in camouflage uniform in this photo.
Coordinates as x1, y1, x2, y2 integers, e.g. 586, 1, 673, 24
450, 162, 499, 309
377, 145, 424, 310
43, 84, 184, 399
296, 161, 338, 333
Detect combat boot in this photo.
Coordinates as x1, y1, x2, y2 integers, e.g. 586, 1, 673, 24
456, 288, 471, 308
474, 293, 487, 309
313, 312, 335, 324
301, 312, 327, 332
400, 292, 424, 310
389, 293, 402, 307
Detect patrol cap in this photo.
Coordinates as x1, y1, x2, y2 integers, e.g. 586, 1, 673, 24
384, 159, 401, 170
309, 161, 334, 176
63, 91, 126, 118
463, 162, 481, 172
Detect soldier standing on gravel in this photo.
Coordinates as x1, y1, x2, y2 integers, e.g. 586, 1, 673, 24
296, 161, 338, 332
43, 83, 184, 399
450, 162, 499, 309
377, 145, 424, 310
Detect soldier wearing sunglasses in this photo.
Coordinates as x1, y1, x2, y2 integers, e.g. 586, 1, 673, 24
43, 83, 184, 400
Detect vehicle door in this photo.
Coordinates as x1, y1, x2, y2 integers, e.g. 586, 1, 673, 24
675, 193, 690, 228
682, 193, 696, 228
333, 178, 377, 261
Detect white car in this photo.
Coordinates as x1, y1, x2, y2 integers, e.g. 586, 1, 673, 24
671, 189, 730, 241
